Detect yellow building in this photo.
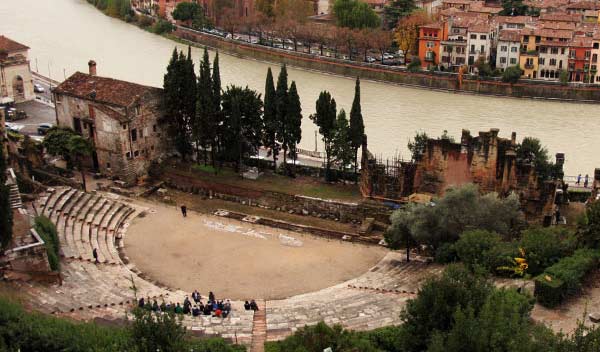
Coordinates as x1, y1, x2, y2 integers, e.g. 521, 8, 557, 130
520, 31, 539, 79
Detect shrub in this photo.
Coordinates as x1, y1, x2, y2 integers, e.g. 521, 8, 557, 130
137, 14, 154, 28
535, 249, 600, 307
407, 57, 421, 72
520, 227, 575, 276
435, 242, 457, 264
153, 19, 174, 34
487, 241, 520, 276
580, 201, 600, 249
502, 65, 522, 83
454, 230, 501, 270
33, 216, 60, 271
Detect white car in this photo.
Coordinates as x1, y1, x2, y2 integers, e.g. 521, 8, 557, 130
366, 56, 376, 63
34, 83, 45, 93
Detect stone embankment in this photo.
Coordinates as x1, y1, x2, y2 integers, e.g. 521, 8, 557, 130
172, 26, 600, 103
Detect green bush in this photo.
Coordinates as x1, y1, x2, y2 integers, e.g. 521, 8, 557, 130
153, 19, 174, 34
407, 57, 422, 72
520, 227, 575, 276
34, 216, 61, 271
487, 241, 520, 276
502, 65, 522, 83
535, 248, 600, 307
455, 230, 501, 270
435, 242, 457, 264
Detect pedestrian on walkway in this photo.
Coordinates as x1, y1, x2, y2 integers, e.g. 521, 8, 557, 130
181, 205, 187, 217
584, 174, 589, 188
577, 174, 582, 185
92, 248, 99, 264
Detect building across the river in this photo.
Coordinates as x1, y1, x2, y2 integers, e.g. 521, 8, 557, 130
0, 35, 35, 104
52, 60, 169, 185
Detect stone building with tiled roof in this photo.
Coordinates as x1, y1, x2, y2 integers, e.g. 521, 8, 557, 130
0, 35, 34, 103
53, 61, 169, 185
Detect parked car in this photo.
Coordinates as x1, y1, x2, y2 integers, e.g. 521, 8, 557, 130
34, 83, 45, 93
366, 56, 376, 63
37, 123, 53, 135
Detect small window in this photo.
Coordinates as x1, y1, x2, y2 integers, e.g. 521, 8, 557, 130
139, 128, 144, 138
107, 162, 111, 169
122, 124, 127, 130
511, 47, 518, 52
134, 150, 139, 157
131, 128, 137, 142
153, 124, 157, 132
126, 152, 131, 158
470, 34, 476, 39
510, 58, 517, 64
480, 35, 486, 40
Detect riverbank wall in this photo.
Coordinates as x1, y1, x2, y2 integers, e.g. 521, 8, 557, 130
173, 27, 600, 103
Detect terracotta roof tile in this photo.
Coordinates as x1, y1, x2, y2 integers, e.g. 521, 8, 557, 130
0, 35, 29, 53
498, 29, 522, 42
54, 72, 161, 108
539, 12, 582, 22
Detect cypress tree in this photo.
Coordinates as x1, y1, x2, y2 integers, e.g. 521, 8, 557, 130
195, 47, 214, 164
311, 91, 337, 181
263, 67, 279, 171
183, 46, 197, 157
349, 77, 365, 180
275, 65, 289, 171
0, 137, 13, 250
163, 48, 192, 159
212, 51, 223, 162
332, 109, 353, 171
286, 81, 302, 168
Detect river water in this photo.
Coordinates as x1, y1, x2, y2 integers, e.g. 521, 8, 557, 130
1, 0, 597, 175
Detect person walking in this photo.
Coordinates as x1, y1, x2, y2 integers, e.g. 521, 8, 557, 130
584, 174, 589, 188
576, 174, 582, 185
92, 248, 99, 264
181, 204, 187, 217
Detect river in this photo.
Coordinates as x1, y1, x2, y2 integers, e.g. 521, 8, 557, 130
0, 0, 597, 175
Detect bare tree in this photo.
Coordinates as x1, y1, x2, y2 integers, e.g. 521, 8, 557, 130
372, 29, 393, 64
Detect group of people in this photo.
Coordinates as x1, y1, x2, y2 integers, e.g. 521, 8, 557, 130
244, 300, 260, 311
137, 290, 233, 318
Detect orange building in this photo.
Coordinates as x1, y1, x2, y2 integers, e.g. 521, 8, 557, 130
418, 22, 449, 68
568, 36, 593, 82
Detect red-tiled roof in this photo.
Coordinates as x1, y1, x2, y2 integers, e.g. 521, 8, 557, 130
0, 35, 29, 53
570, 35, 593, 47
54, 72, 161, 108
565, 1, 596, 10
91, 103, 128, 122
498, 29, 522, 42
497, 15, 532, 24
539, 12, 582, 22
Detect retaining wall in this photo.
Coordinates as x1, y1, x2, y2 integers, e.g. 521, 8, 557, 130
174, 28, 600, 102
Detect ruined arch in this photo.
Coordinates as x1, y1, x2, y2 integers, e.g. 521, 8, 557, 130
12, 75, 24, 100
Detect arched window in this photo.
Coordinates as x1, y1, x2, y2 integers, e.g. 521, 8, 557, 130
12, 75, 25, 100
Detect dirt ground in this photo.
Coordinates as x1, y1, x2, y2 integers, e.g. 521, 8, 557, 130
124, 202, 387, 300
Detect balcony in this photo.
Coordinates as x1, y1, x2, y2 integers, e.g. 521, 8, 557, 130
524, 63, 535, 69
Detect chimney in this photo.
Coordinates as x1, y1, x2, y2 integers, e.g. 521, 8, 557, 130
88, 60, 97, 76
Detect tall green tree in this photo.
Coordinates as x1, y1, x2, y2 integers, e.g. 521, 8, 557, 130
172, 1, 209, 29
331, 109, 353, 170
194, 47, 215, 165
500, 0, 529, 16
0, 137, 13, 250
220, 85, 264, 172
212, 51, 224, 160
348, 77, 364, 179
68, 135, 94, 191
286, 81, 302, 167
275, 65, 290, 171
333, 0, 381, 29
263, 67, 279, 171
163, 48, 193, 158
384, 0, 416, 29
311, 91, 337, 181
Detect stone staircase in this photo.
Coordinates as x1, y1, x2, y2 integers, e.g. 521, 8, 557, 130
265, 254, 442, 340
5, 168, 22, 209
251, 300, 267, 352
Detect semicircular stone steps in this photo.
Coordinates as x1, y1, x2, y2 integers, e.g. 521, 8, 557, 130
28, 186, 255, 343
